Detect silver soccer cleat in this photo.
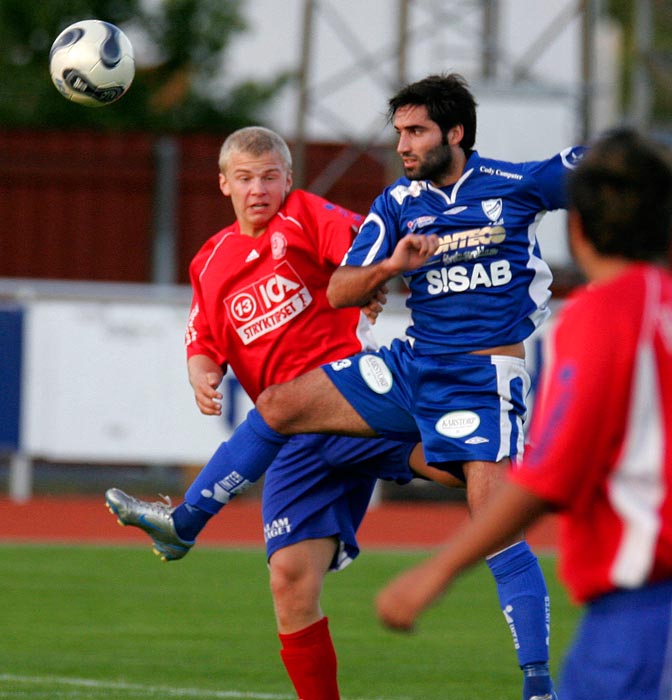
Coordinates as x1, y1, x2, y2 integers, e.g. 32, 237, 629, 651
105, 488, 194, 561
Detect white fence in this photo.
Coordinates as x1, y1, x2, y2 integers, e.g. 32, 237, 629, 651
0, 280, 413, 500
0, 279, 552, 502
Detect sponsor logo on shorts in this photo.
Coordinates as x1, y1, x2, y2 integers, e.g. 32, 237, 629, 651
465, 436, 489, 445
435, 410, 480, 438
359, 355, 393, 394
264, 517, 292, 540
330, 359, 352, 371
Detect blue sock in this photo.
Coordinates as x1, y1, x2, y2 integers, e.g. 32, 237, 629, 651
522, 662, 555, 700
486, 541, 553, 699
172, 502, 211, 542
184, 408, 289, 515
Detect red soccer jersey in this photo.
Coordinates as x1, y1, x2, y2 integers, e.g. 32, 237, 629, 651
511, 264, 672, 603
185, 189, 376, 401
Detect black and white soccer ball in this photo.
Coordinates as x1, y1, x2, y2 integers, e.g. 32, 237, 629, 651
49, 20, 135, 107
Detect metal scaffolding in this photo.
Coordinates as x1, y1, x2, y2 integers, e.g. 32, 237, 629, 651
292, 0, 602, 191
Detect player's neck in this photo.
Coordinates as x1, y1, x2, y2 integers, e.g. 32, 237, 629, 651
583, 256, 633, 285
571, 219, 633, 285
431, 149, 467, 188
239, 223, 268, 238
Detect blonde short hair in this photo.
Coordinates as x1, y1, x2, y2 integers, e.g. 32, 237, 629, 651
218, 126, 292, 174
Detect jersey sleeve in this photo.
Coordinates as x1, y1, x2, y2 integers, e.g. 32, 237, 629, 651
184, 243, 228, 369
295, 190, 364, 267
342, 186, 402, 266
511, 288, 627, 509
524, 146, 588, 211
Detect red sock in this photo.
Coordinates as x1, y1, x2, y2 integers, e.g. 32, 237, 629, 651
279, 616, 339, 700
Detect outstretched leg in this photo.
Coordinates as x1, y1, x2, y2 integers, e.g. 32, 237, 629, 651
106, 368, 374, 558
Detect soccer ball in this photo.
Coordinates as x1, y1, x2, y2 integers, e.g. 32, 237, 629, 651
49, 19, 135, 107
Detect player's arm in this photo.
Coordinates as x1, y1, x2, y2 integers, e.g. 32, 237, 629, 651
375, 480, 550, 631
328, 233, 439, 308
359, 284, 389, 324
188, 353, 225, 416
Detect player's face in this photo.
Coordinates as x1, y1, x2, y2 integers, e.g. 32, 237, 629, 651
219, 150, 292, 237
393, 104, 462, 185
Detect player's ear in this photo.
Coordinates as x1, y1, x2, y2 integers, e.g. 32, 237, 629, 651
285, 170, 293, 194
219, 172, 231, 197
448, 124, 464, 147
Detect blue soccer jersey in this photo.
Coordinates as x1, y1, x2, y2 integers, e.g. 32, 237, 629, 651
343, 147, 586, 354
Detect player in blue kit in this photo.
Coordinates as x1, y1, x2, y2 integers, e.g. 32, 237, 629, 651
111, 75, 584, 699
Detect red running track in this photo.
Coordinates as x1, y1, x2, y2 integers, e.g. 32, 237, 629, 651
0, 497, 559, 551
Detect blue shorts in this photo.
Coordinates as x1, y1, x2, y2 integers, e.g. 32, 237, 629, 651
560, 581, 672, 700
262, 433, 415, 571
323, 338, 529, 470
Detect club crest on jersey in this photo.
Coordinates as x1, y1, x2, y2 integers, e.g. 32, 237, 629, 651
482, 198, 503, 223
271, 231, 287, 260
225, 261, 312, 345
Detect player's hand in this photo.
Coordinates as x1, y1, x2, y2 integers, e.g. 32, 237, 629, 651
389, 233, 439, 273
188, 355, 224, 415
375, 556, 451, 632
191, 371, 223, 416
361, 284, 389, 324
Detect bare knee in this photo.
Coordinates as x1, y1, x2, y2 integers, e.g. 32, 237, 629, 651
256, 384, 288, 432
258, 366, 364, 436
268, 540, 336, 633
464, 458, 525, 550
269, 556, 324, 632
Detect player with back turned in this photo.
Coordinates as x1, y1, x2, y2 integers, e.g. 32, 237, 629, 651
107, 74, 586, 699
375, 127, 672, 700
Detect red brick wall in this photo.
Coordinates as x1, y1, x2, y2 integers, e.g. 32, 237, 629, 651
1, 130, 388, 284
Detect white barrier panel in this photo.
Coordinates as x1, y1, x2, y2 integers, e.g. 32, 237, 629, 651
6, 281, 553, 502
22, 299, 247, 463
20, 297, 412, 465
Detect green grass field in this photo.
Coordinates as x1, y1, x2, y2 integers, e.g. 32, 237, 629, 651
0, 543, 580, 700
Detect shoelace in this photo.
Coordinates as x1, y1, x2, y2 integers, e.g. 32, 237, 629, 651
139, 493, 174, 518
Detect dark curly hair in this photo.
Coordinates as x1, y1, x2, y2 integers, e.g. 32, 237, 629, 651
568, 128, 672, 262
387, 73, 477, 155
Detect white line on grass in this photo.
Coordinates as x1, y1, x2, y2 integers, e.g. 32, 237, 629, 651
0, 674, 411, 700
0, 674, 293, 699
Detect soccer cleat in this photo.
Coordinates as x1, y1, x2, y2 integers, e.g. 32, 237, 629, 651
105, 488, 194, 561
529, 694, 558, 700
